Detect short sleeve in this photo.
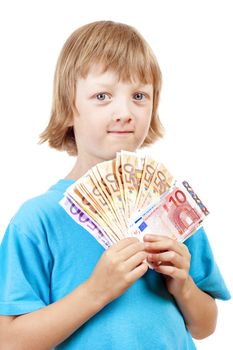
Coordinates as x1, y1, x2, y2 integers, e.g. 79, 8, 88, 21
0, 221, 52, 315
185, 227, 231, 300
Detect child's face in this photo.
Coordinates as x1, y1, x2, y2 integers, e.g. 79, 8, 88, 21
73, 64, 153, 163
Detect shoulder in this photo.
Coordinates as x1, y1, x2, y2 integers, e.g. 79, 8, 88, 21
12, 185, 59, 224
7, 179, 74, 241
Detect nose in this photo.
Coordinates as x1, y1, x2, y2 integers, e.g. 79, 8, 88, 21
113, 115, 132, 123
112, 101, 132, 123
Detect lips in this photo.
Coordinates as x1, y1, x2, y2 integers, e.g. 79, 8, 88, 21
107, 131, 134, 134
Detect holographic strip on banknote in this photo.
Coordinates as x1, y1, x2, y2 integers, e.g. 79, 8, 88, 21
182, 181, 209, 216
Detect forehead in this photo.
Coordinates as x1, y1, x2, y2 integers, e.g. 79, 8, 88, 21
78, 63, 153, 90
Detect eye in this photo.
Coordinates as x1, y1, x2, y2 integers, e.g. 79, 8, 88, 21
96, 92, 111, 101
134, 92, 146, 101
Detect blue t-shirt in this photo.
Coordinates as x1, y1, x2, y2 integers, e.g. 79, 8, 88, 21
0, 180, 231, 349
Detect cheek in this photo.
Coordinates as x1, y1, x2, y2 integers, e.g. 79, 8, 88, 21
137, 107, 152, 128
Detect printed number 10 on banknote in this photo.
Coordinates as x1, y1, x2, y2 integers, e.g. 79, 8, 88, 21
129, 181, 209, 242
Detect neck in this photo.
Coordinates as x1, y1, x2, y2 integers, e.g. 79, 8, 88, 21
65, 153, 106, 181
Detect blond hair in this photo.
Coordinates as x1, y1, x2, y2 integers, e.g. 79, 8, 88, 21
39, 20, 164, 156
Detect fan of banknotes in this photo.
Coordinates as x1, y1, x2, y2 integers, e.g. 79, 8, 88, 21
60, 150, 209, 250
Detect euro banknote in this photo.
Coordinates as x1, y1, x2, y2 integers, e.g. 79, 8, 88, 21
60, 151, 209, 250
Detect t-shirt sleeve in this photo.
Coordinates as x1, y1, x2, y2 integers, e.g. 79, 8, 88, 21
185, 226, 231, 300
0, 221, 52, 315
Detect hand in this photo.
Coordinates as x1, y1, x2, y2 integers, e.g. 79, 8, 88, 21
143, 234, 191, 298
87, 238, 148, 306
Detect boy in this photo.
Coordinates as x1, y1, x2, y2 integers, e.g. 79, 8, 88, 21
0, 20, 230, 349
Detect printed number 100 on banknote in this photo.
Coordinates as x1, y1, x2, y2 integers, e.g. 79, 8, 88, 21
128, 181, 209, 243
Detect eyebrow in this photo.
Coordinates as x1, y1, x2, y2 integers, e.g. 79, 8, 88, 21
93, 83, 152, 90
93, 83, 115, 89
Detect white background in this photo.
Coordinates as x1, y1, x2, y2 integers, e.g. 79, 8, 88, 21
0, 0, 232, 348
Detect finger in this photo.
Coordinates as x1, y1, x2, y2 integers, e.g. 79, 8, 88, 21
153, 264, 188, 280
124, 250, 149, 271
144, 237, 185, 256
118, 240, 146, 261
126, 262, 149, 283
144, 235, 190, 257
143, 234, 168, 242
110, 237, 140, 252
148, 251, 185, 269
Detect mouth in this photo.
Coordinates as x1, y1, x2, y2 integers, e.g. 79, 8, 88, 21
107, 131, 134, 134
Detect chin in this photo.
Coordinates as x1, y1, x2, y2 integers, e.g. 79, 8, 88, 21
99, 141, 141, 161
110, 145, 136, 157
